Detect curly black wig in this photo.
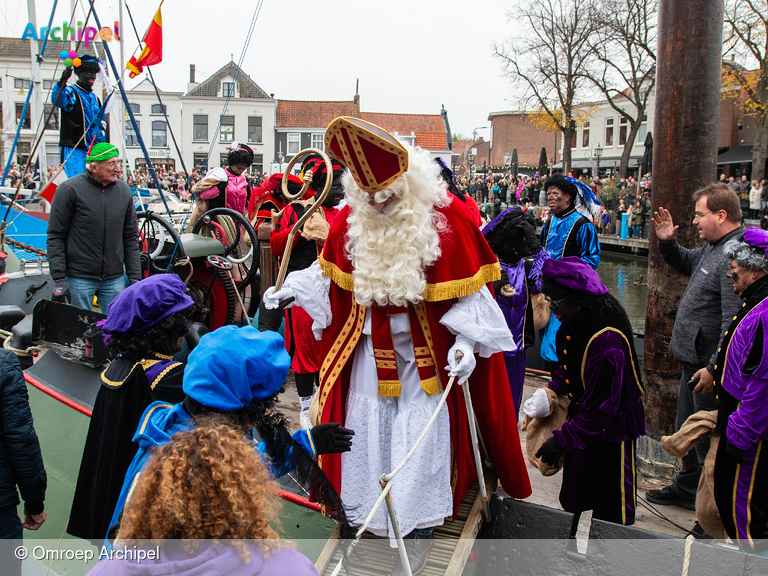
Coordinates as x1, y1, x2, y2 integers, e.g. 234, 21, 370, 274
541, 279, 636, 345
544, 174, 578, 203
227, 144, 254, 168
301, 153, 345, 193
484, 208, 541, 264
107, 308, 192, 359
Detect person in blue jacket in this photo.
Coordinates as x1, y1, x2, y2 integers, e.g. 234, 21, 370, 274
51, 55, 107, 177
107, 325, 354, 542
539, 175, 601, 373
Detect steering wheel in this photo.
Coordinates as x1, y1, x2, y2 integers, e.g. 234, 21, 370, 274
207, 254, 233, 271
191, 207, 259, 288
137, 211, 186, 276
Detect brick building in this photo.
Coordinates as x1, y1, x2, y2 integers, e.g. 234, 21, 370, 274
488, 111, 556, 172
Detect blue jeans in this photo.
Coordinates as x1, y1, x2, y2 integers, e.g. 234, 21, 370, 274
67, 276, 126, 313
632, 224, 641, 238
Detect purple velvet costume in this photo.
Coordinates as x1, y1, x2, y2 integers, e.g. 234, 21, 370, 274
713, 274, 768, 550
543, 257, 645, 525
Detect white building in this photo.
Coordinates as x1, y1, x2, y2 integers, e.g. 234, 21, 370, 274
560, 92, 655, 176
182, 62, 276, 176
117, 78, 183, 172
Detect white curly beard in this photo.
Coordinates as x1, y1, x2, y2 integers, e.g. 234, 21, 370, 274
344, 145, 451, 307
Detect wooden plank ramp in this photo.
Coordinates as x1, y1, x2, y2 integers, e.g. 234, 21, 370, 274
316, 469, 496, 576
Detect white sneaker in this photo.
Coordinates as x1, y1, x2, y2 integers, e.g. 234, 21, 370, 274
300, 410, 312, 430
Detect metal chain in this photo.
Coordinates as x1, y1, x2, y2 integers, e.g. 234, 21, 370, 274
3, 237, 47, 258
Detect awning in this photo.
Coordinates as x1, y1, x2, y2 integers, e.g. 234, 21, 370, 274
717, 146, 753, 165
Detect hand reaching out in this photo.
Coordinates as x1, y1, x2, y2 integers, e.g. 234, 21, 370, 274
651, 207, 679, 242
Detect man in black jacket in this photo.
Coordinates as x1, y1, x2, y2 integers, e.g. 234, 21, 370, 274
0, 350, 46, 575
47, 143, 140, 311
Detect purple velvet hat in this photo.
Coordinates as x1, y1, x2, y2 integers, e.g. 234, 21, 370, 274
542, 256, 608, 295
102, 274, 194, 335
743, 227, 768, 256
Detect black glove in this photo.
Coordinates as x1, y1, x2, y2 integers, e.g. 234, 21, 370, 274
310, 422, 355, 455
52, 279, 70, 303
535, 436, 566, 467
492, 269, 510, 294
725, 438, 747, 466
58, 67, 73, 87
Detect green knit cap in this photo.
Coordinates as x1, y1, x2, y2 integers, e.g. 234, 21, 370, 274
86, 142, 119, 163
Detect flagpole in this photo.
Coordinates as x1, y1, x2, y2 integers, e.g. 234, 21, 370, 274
85, 0, 172, 220
27, 0, 47, 181
117, 0, 127, 177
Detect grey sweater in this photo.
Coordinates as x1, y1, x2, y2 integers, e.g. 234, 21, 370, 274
659, 226, 744, 371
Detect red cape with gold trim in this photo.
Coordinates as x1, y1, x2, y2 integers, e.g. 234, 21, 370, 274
315, 196, 532, 517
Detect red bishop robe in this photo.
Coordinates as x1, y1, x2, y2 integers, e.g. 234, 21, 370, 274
315, 196, 532, 518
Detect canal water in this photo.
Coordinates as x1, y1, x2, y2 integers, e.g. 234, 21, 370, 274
596, 252, 649, 334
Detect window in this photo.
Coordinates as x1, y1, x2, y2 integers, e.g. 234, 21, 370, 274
43, 79, 53, 90
152, 121, 167, 147
193, 115, 208, 141
151, 104, 166, 115
128, 102, 140, 114
222, 82, 235, 97
582, 122, 590, 148
193, 153, 208, 170
637, 114, 648, 143
251, 154, 264, 175
0, 78, 2, 88
619, 117, 628, 146
43, 104, 59, 130
311, 134, 324, 151
46, 142, 59, 168
248, 117, 262, 143
17, 141, 30, 165
605, 118, 614, 147
14, 78, 30, 89
287, 133, 301, 154
220, 116, 234, 142
126, 120, 139, 146
220, 153, 229, 167
16, 103, 30, 129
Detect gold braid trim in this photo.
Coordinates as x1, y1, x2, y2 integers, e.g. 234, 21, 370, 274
319, 256, 355, 291
377, 380, 402, 397
319, 256, 501, 302
422, 262, 501, 302
150, 362, 183, 390
420, 376, 441, 396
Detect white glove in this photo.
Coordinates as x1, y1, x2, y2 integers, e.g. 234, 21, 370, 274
446, 336, 476, 383
263, 286, 296, 310
523, 388, 551, 418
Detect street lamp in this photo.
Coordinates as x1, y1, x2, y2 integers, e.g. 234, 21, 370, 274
594, 143, 603, 177
276, 148, 284, 173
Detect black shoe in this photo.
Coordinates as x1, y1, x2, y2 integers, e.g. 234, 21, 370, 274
687, 521, 712, 540
645, 485, 696, 511
391, 532, 434, 576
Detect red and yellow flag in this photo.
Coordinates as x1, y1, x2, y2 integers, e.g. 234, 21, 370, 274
126, 3, 163, 78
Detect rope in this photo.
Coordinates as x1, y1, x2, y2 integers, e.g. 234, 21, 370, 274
681, 533, 695, 576
1, 332, 41, 358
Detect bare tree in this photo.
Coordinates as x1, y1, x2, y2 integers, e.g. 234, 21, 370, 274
585, 0, 657, 178
724, 0, 768, 182
493, 0, 594, 174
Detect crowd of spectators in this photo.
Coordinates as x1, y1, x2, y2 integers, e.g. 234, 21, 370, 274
454, 171, 654, 239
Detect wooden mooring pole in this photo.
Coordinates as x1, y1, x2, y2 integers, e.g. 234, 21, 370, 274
643, 0, 724, 446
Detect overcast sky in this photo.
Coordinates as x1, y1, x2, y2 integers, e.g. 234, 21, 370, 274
2, 0, 525, 138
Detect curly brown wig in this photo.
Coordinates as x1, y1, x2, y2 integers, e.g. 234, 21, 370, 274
119, 425, 283, 561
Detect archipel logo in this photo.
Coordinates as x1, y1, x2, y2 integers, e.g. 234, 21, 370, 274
21, 21, 120, 48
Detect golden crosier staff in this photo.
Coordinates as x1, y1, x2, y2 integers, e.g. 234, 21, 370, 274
273, 148, 334, 291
